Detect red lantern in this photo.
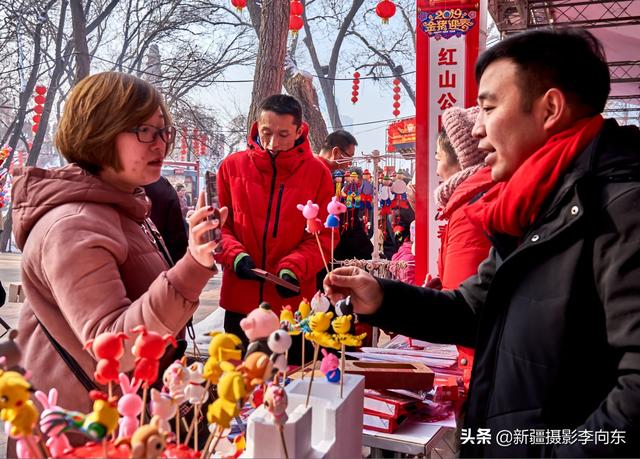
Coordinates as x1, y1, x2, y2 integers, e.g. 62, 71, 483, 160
290, 0, 303, 16
31, 125, 39, 134
392, 78, 401, 117
32, 114, 41, 124
34, 95, 46, 105
352, 71, 360, 104
376, 0, 396, 24
33, 105, 43, 115
289, 15, 304, 34
35, 85, 47, 95
231, 0, 246, 11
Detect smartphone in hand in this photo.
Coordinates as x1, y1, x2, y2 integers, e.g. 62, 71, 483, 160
204, 170, 222, 252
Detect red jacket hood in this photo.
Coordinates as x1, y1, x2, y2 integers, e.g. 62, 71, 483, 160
439, 167, 494, 220
11, 164, 150, 249
246, 122, 314, 177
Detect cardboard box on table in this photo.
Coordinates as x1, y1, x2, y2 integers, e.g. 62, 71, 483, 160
242, 374, 365, 459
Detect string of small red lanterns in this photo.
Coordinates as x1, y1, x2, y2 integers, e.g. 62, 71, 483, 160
375, 0, 396, 24
289, 0, 304, 35
32, 85, 47, 134
392, 79, 401, 117
351, 71, 360, 104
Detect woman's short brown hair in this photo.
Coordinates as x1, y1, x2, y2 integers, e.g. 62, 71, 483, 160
55, 72, 173, 174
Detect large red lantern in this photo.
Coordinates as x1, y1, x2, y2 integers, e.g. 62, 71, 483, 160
231, 0, 246, 12
35, 85, 47, 95
290, 0, 303, 16
289, 14, 304, 34
375, 0, 396, 24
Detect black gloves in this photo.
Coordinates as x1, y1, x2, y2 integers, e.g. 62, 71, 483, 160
276, 272, 300, 298
234, 254, 261, 281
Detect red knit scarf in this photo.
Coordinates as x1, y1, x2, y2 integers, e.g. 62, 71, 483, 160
465, 115, 604, 237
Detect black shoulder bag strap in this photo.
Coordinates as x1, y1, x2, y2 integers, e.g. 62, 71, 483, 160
144, 218, 175, 268
36, 317, 99, 392
143, 218, 198, 352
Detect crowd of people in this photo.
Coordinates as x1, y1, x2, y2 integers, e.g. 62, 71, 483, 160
5, 26, 639, 457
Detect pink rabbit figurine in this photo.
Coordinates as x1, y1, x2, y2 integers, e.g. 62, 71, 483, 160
150, 388, 177, 434
297, 200, 323, 234
117, 373, 143, 439
35, 388, 72, 457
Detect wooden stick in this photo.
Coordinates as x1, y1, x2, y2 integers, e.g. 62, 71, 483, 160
194, 411, 199, 453
139, 385, 148, 427
340, 344, 346, 398
209, 427, 224, 457
23, 436, 41, 459
284, 349, 289, 382
184, 380, 211, 446
200, 426, 217, 459
305, 344, 320, 407
176, 410, 181, 444
279, 425, 289, 459
314, 233, 329, 272
330, 230, 334, 272
108, 381, 113, 399
102, 438, 108, 459
301, 335, 305, 380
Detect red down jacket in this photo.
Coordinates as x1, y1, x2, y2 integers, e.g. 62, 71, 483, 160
216, 123, 335, 315
437, 166, 495, 290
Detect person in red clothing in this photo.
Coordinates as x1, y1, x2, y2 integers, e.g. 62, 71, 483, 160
435, 106, 495, 290
433, 106, 496, 385
216, 94, 335, 351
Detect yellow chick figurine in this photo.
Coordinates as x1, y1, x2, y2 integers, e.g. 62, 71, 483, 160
305, 312, 340, 349
296, 298, 311, 321
331, 315, 367, 347
203, 332, 243, 384
0, 371, 38, 437
279, 306, 300, 335
207, 362, 246, 429
83, 391, 119, 440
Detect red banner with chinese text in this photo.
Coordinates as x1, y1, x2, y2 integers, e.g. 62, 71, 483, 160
414, 0, 486, 284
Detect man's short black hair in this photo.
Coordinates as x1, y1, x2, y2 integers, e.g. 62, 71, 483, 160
258, 94, 303, 127
475, 28, 610, 115
321, 130, 358, 153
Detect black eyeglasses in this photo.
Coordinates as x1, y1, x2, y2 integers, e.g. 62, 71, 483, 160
127, 125, 176, 144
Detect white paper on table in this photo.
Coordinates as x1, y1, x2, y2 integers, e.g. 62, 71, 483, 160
345, 351, 457, 369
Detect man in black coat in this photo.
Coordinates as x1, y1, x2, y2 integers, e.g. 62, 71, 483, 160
325, 28, 639, 457
144, 176, 188, 264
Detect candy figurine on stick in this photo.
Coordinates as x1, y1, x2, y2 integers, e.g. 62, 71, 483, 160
241, 302, 280, 356
117, 373, 143, 439
131, 326, 177, 426
204, 362, 246, 457
263, 383, 289, 459
296, 200, 329, 272
0, 371, 40, 458
203, 332, 243, 385
304, 311, 340, 406
325, 197, 346, 269
35, 388, 72, 457
84, 332, 128, 395
268, 329, 292, 378
319, 349, 340, 383
149, 389, 177, 435
332, 311, 367, 398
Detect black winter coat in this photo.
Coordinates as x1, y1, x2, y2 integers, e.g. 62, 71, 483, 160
364, 119, 640, 457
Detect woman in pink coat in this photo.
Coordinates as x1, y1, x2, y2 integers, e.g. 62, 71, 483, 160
10, 72, 226, 442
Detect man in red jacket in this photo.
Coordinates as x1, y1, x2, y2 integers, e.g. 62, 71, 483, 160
216, 94, 335, 345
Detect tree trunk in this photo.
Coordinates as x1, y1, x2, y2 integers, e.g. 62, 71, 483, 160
246, 0, 289, 131
28, 0, 69, 167
283, 71, 328, 153
70, 0, 91, 82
